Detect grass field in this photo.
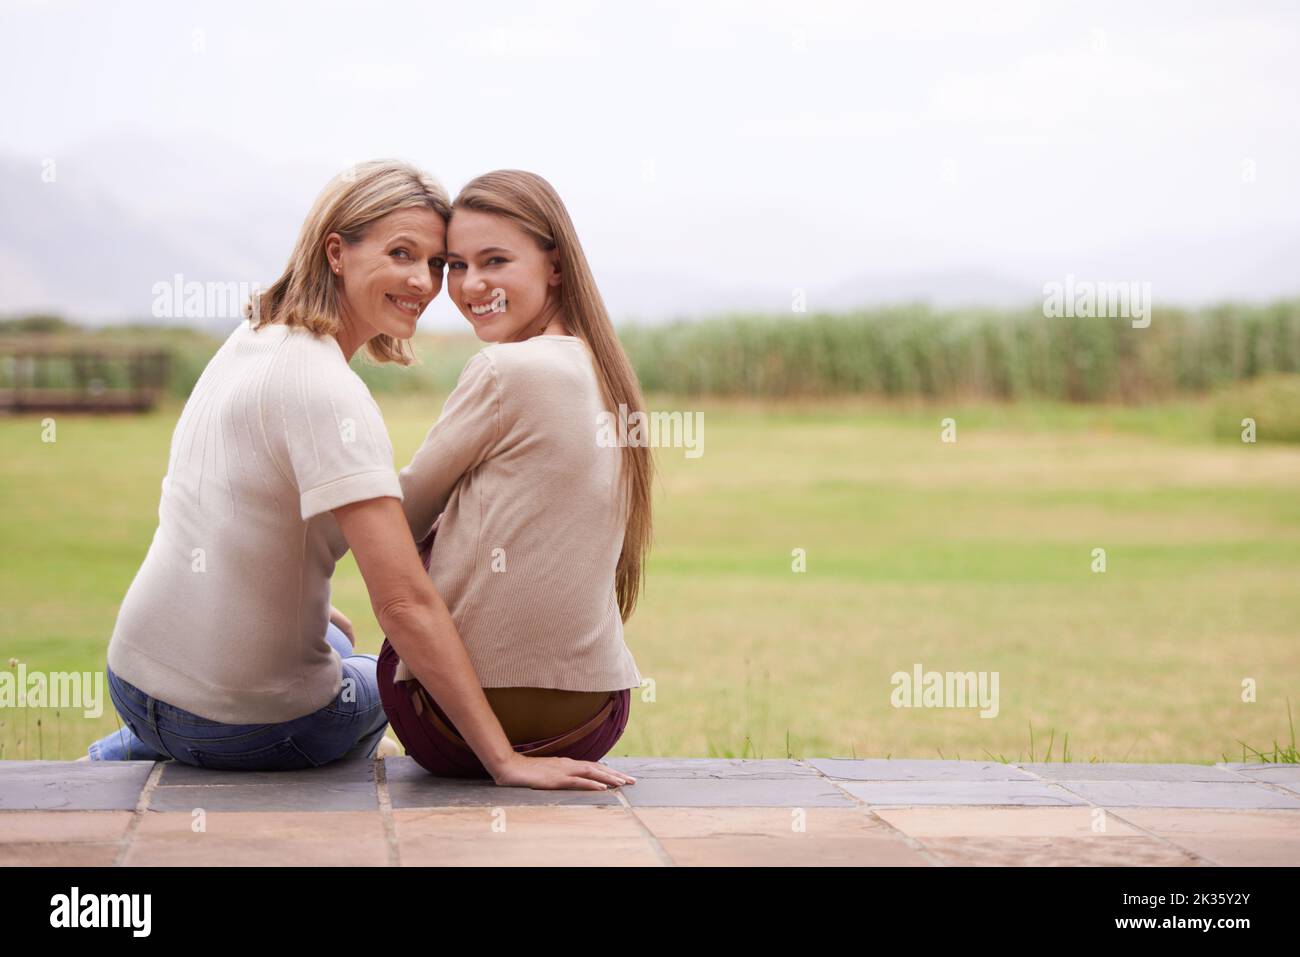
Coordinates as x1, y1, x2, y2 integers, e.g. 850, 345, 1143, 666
1, 391, 1297, 763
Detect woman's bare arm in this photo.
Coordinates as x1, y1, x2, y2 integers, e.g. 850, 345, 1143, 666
332, 495, 633, 791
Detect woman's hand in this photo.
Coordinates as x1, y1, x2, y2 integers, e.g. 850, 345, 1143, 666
334, 496, 530, 777
491, 753, 636, 791
334, 497, 637, 792
329, 605, 357, 647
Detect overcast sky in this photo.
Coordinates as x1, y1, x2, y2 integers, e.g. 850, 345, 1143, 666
2, 0, 1298, 327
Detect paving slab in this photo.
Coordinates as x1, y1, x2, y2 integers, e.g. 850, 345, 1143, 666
3, 758, 1298, 865
1056, 780, 1300, 809
912, 836, 1200, 866
384, 756, 623, 808
617, 775, 855, 807
148, 759, 378, 812
873, 806, 1144, 837
125, 811, 389, 866
1112, 809, 1300, 866
837, 780, 1086, 806
1217, 763, 1300, 794
1019, 763, 1246, 782
399, 835, 658, 866
394, 806, 661, 866
0, 809, 133, 843
157, 757, 376, 786
633, 806, 933, 866
0, 761, 154, 810
809, 758, 1035, 781
0, 810, 133, 867
0, 842, 123, 866
874, 809, 1200, 866
600, 758, 820, 779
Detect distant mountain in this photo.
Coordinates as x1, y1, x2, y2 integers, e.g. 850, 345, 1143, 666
2, 132, 1297, 326
0, 152, 234, 321
0, 130, 330, 324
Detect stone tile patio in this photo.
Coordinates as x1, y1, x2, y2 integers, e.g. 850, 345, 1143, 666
2, 757, 1297, 866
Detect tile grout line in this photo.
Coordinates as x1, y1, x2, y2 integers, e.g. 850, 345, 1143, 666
1099, 807, 1228, 867
611, 789, 677, 867
796, 760, 948, 866
374, 758, 401, 867
1012, 765, 1222, 866
114, 760, 166, 867
1250, 781, 1300, 800
1215, 765, 1300, 801
1021, 760, 1300, 809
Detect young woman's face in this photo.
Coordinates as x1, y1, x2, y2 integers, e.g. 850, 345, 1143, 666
327, 206, 447, 342
446, 208, 561, 343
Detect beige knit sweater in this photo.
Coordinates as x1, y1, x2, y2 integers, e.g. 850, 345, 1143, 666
106, 320, 402, 723
394, 335, 642, 693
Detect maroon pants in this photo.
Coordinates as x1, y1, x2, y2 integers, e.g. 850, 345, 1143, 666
376, 638, 631, 779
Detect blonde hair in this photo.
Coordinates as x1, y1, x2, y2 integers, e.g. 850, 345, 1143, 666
453, 170, 654, 621
247, 159, 452, 365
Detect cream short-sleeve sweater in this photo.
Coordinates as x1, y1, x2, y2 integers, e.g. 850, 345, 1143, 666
105, 319, 402, 724
395, 334, 643, 693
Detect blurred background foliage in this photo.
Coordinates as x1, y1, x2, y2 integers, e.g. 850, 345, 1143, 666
3, 299, 1299, 440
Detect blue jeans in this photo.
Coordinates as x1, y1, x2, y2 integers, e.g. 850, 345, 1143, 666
87, 623, 389, 769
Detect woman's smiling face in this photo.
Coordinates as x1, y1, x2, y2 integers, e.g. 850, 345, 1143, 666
327, 206, 447, 344
446, 208, 561, 342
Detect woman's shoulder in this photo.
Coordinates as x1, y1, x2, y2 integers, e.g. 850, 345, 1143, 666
479, 336, 590, 385
248, 321, 381, 412
268, 321, 349, 363
260, 322, 362, 379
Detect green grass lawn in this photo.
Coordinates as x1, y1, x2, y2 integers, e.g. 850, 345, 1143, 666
2, 392, 1297, 763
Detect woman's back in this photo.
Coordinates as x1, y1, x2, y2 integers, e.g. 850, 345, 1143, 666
397, 334, 641, 695
106, 319, 401, 724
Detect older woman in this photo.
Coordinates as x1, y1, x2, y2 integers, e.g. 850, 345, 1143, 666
86, 160, 633, 791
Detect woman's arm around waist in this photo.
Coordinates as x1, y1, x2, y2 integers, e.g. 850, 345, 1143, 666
332, 495, 632, 791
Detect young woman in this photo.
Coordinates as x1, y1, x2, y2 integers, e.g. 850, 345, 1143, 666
86, 160, 633, 791
378, 169, 653, 779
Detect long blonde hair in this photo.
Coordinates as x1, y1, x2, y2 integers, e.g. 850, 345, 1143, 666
247, 160, 451, 365
453, 170, 654, 621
